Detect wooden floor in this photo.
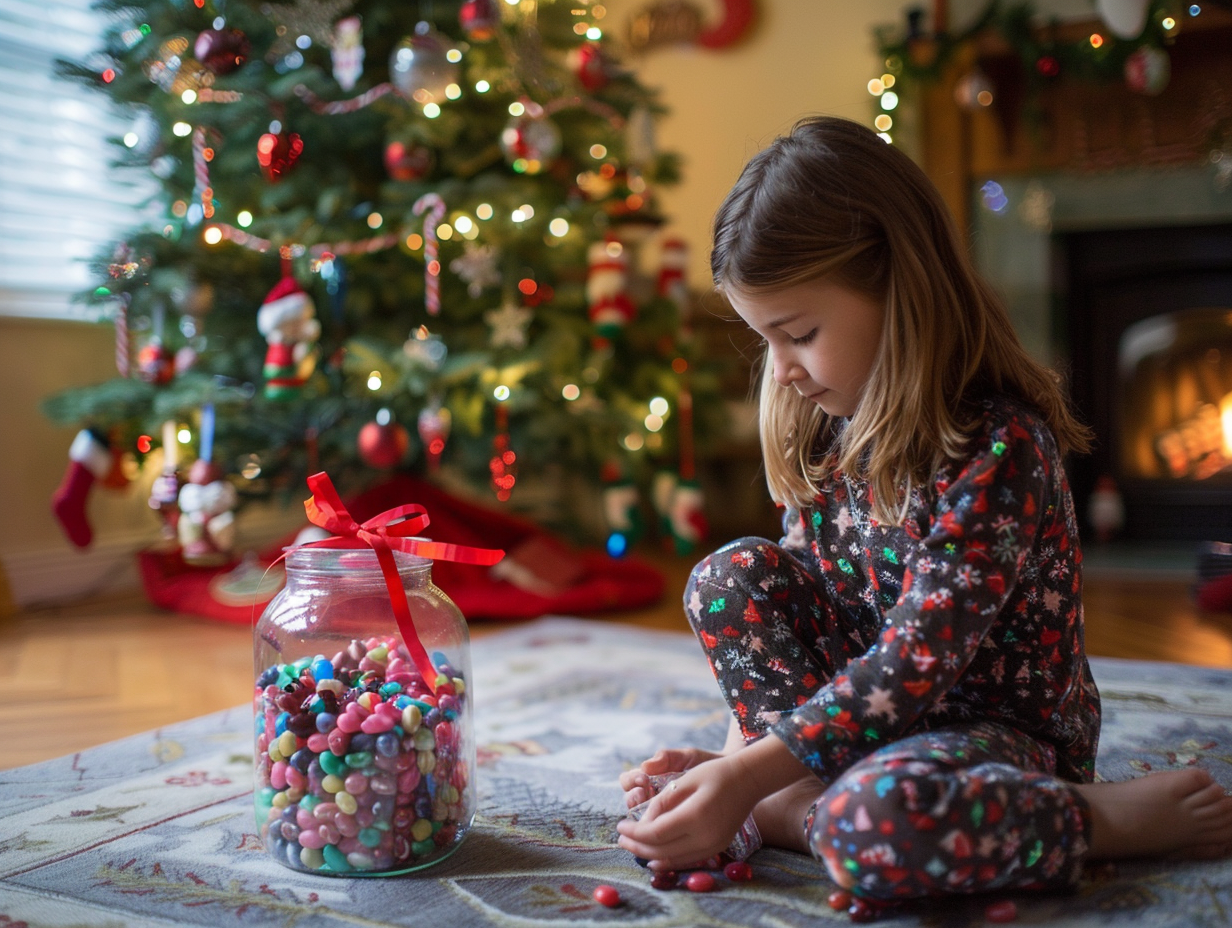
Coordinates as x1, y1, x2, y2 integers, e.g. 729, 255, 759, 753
3, 553, 1231, 771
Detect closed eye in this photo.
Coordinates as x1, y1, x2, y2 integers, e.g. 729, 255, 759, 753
790, 328, 817, 346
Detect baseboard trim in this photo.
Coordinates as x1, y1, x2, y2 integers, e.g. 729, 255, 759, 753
4, 508, 304, 610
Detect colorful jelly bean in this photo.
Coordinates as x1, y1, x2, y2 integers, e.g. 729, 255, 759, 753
254, 635, 470, 876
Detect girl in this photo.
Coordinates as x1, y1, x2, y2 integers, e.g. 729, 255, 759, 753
616, 116, 1232, 905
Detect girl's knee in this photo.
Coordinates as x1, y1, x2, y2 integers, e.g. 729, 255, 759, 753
683, 536, 778, 631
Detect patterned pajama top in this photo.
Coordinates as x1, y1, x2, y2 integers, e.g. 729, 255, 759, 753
768, 396, 1101, 785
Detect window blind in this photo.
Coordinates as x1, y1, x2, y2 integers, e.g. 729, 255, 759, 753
0, 0, 155, 319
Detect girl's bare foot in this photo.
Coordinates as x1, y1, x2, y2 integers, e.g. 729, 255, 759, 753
751, 775, 825, 854
1077, 768, 1232, 860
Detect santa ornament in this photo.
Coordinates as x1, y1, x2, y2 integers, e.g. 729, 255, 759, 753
257, 273, 320, 400
587, 239, 636, 345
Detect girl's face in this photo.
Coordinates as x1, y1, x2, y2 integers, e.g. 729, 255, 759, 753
729, 277, 884, 418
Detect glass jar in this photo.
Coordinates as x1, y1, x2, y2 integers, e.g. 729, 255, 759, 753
253, 545, 473, 876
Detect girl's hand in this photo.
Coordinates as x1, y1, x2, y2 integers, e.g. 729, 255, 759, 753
620, 747, 723, 809
616, 753, 755, 870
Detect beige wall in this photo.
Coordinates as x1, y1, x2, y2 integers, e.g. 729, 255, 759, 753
604, 0, 908, 284
0, 1, 917, 605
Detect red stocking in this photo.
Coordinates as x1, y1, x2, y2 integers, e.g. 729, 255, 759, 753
51, 430, 112, 548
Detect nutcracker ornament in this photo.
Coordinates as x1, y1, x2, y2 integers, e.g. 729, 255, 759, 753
148, 420, 182, 543
177, 405, 237, 565
657, 237, 689, 306
257, 273, 320, 400
586, 239, 636, 345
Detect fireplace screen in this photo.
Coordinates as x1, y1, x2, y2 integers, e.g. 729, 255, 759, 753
1119, 307, 1232, 482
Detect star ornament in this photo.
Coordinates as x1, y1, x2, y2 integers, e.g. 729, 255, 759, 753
485, 300, 533, 349
449, 242, 502, 298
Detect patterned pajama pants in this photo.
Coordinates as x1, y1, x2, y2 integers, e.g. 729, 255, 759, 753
685, 537, 1093, 901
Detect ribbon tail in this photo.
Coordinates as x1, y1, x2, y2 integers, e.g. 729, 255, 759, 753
372, 541, 439, 694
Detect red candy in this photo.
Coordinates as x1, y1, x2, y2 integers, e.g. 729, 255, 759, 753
592, 884, 621, 908
827, 890, 853, 910
985, 900, 1018, 923
847, 898, 879, 923
684, 871, 717, 892
649, 870, 679, 890
723, 860, 753, 882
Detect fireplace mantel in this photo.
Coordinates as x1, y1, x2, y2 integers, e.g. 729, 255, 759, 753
918, 10, 1232, 233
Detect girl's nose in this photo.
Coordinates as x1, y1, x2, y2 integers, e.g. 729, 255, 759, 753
772, 351, 803, 387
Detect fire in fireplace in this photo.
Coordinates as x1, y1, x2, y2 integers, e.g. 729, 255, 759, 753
1120, 307, 1232, 483
1060, 223, 1232, 544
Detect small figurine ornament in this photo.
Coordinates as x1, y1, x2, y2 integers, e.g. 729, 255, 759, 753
331, 16, 364, 90
1087, 474, 1126, 544
257, 274, 320, 400
177, 458, 238, 565
587, 239, 636, 344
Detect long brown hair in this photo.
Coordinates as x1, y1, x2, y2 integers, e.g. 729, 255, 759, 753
711, 116, 1090, 523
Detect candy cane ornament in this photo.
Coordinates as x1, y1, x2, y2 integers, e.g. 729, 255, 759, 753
412, 194, 447, 316
114, 294, 130, 377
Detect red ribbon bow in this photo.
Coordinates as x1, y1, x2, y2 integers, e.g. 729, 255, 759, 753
300, 472, 505, 692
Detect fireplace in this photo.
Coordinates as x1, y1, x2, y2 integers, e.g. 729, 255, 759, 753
1059, 223, 1232, 543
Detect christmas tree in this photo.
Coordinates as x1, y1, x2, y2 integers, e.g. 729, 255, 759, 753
44, 0, 727, 559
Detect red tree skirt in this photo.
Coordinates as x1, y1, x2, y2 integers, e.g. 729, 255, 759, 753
138, 474, 666, 624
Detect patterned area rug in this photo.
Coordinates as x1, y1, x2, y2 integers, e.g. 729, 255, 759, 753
2, 616, 1231, 927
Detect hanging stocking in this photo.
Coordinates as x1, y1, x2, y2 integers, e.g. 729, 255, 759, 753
51, 429, 113, 548
602, 480, 642, 557
667, 479, 708, 555
652, 469, 677, 538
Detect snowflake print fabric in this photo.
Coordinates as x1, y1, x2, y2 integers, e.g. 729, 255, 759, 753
683, 397, 1101, 898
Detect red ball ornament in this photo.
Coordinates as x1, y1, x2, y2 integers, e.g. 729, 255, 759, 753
459, 0, 500, 41
194, 28, 250, 75
137, 340, 175, 385
384, 141, 434, 181
257, 130, 304, 183
569, 42, 610, 91
1035, 55, 1060, 78
358, 419, 409, 469
591, 884, 621, 908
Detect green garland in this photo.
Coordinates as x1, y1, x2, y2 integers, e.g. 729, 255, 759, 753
871, 0, 1194, 101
